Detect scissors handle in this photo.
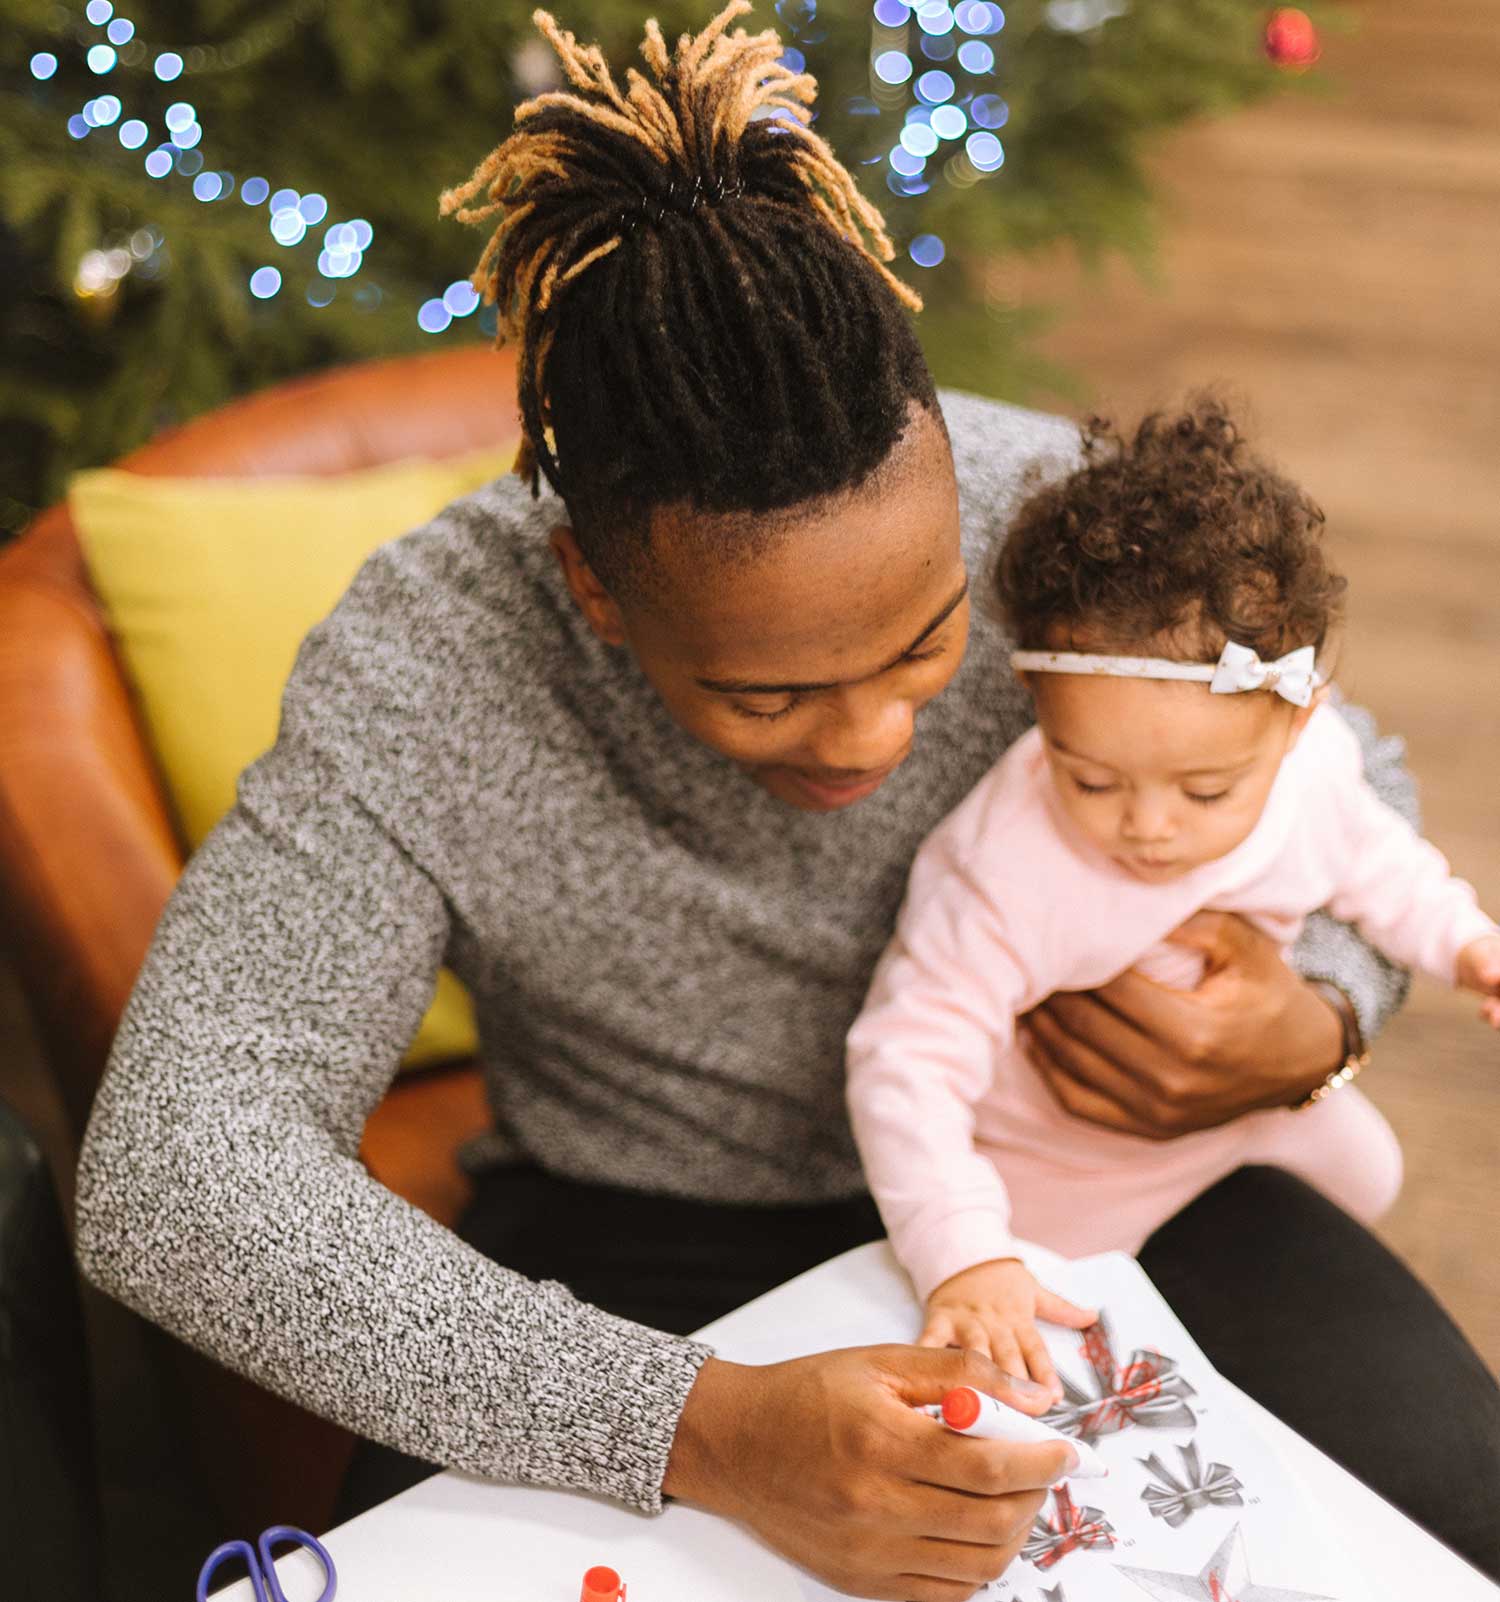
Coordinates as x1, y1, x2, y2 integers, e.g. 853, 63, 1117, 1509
196, 1539, 270, 1602
257, 1526, 337, 1602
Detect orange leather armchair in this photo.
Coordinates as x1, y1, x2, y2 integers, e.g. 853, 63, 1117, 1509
0, 345, 520, 1534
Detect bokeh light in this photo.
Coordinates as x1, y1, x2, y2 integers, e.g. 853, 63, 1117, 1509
916, 69, 955, 103
193, 172, 224, 201
417, 298, 452, 334
965, 130, 1005, 169
270, 211, 307, 246
873, 49, 914, 85
899, 122, 939, 158
249, 267, 282, 299
298, 193, 329, 224
889, 146, 927, 177
443, 280, 480, 317
971, 92, 1009, 127
915, 2, 955, 35
240, 177, 270, 205
958, 40, 994, 72
154, 52, 184, 81
164, 101, 196, 131
144, 147, 173, 177
67, 115, 90, 140
86, 44, 117, 73
85, 0, 113, 23
930, 103, 968, 138
30, 52, 58, 80
872, 0, 910, 23
107, 17, 134, 44
909, 233, 946, 267
118, 118, 148, 149
90, 95, 122, 126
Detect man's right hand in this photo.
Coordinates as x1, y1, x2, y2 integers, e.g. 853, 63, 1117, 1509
661, 1346, 1078, 1600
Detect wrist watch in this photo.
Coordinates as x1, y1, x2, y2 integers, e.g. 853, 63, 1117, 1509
1291, 979, 1371, 1111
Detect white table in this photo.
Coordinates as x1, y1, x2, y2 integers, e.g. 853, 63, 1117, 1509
244, 1242, 1499, 1601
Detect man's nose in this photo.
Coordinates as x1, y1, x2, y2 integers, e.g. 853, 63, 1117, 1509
806, 686, 914, 775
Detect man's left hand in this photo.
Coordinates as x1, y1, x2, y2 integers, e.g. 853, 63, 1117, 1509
1020, 911, 1342, 1140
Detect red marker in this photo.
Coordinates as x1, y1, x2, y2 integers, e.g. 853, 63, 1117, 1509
580, 1565, 626, 1602
939, 1386, 1107, 1479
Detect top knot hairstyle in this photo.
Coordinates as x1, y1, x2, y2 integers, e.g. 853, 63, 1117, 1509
441, 2, 940, 596
994, 396, 1347, 665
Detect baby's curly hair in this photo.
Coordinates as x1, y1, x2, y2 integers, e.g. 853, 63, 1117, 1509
994, 396, 1346, 666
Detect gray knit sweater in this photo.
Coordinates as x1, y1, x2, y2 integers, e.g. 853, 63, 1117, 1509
74, 390, 1413, 1514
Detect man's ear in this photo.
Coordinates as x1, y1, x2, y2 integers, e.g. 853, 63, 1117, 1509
549, 526, 627, 646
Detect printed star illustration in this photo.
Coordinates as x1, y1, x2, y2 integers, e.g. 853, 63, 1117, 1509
1117, 1525, 1333, 1601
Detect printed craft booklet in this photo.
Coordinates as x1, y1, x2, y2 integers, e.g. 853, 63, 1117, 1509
712, 1246, 1371, 1602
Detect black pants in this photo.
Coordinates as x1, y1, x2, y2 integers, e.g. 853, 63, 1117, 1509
336, 1165, 1500, 1580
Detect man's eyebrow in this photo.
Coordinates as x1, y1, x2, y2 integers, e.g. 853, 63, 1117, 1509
696, 577, 970, 696
1049, 738, 1258, 779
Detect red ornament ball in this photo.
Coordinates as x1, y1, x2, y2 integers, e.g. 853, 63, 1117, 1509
1264, 7, 1321, 70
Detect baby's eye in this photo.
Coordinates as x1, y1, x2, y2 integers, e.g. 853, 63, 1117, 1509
1185, 788, 1230, 806
1072, 777, 1117, 796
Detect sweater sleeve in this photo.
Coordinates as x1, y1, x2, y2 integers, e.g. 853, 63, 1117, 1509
74, 717, 710, 1513
1288, 697, 1422, 1044
846, 853, 1036, 1304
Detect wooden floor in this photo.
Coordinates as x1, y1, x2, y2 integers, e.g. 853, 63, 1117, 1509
1005, 0, 1500, 1367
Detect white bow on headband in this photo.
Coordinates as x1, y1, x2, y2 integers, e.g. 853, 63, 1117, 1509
1010, 640, 1321, 708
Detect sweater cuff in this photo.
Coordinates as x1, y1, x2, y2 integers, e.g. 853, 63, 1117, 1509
521, 1284, 713, 1513
901, 1208, 1020, 1306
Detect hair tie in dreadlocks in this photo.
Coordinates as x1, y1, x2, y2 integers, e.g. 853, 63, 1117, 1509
438, 2, 939, 600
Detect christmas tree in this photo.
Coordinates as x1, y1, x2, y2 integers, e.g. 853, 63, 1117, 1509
0, 0, 1325, 540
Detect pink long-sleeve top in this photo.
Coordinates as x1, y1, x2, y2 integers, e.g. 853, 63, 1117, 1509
847, 703, 1497, 1299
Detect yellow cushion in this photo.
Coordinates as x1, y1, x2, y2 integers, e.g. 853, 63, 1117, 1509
69, 444, 516, 1069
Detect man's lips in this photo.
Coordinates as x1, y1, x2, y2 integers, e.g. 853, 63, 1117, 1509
781, 757, 906, 806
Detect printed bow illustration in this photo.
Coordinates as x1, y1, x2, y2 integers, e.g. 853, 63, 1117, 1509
1210, 641, 1318, 706
1042, 1315, 1198, 1440
1021, 1485, 1116, 1571
1139, 1441, 1245, 1526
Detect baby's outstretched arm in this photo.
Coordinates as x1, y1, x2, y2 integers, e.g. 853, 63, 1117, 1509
920, 1260, 1096, 1401
1457, 935, 1500, 1028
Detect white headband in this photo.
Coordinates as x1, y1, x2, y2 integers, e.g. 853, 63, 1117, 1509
1010, 640, 1322, 708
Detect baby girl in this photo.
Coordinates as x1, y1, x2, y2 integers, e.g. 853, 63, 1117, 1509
846, 399, 1500, 1393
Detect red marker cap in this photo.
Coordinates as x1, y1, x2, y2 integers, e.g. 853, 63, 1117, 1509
941, 1386, 981, 1431
581, 1565, 626, 1602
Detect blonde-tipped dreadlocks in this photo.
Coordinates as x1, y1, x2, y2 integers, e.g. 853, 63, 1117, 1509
440, 2, 941, 596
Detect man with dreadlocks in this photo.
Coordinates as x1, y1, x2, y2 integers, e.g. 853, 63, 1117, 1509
76, 4, 1500, 1593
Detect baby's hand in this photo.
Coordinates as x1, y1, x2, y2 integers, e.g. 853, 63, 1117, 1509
1457, 933, 1500, 1028
919, 1258, 1097, 1403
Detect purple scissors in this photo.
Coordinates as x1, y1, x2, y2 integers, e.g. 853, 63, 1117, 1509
195, 1524, 336, 1602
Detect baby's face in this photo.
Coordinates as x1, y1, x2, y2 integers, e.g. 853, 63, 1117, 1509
1027, 671, 1310, 882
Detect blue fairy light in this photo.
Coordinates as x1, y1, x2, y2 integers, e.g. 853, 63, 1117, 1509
909, 233, 945, 267
270, 211, 307, 246
30, 52, 58, 80
349, 219, 374, 250
899, 122, 939, 158
887, 169, 931, 197
85, 0, 113, 23
193, 171, 223, 201
324, 222, 357, 251
443, 280, 480, 317
965, 130, 1005, 170
955, 0, 1004, 31
888, 145, 926, 177
144, 147, 173, 177
86, 44, 117, 73
164, 101, 196, 131
872, 0, 909, 24
298, 193, 329, 224
240, 177, 270, 205
249, 266, 281, 299
307, 282, 335, 308
916, 2, 955, 35
91, 95, 122, 125
170, 121, 202, 149
417, 298, 452, 334
873, 50, 913, 84
919, 33, 956, 59
915, 69, 955, 103
971, 92, 1008, 127
174, 148, 204, 174
930, 102, 967, 138
269, 187, 300, 215
67, 114, 90, 140
118, 118, 148, 148
318, 246, 361, 278
107, 17, 134, 43
905, 103, 934, 123
154, 52, 184, 81
780, 46, 805, 73
957, 39, 994, 71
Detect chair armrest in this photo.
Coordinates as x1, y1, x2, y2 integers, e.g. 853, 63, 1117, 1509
0, 513, 182, 1141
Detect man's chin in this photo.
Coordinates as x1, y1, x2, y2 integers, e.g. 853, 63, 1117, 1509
753, 761, 904, 812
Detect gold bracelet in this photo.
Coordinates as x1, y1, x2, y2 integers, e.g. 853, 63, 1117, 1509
1291, 979, 1371, 1111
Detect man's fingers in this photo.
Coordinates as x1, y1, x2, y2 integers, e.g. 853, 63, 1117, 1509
1030, 988, 1166, 1082
1162, 908, 1254, 966
1024, 1014, 1162, 1133
893, 1479, 1045, 1548
908, 1433, 1077, 1499
1035, 1287, 1098, 1330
